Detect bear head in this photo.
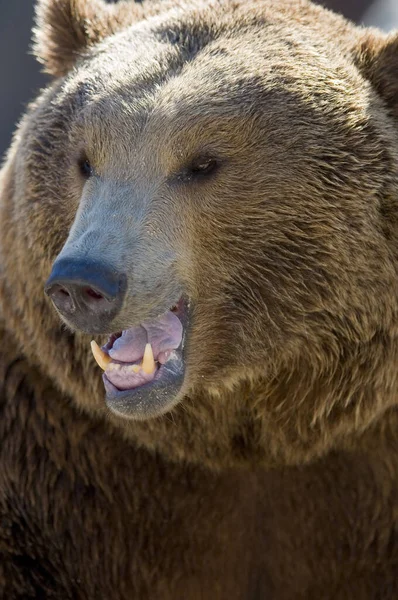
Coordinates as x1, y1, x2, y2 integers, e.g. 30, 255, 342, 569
1, 0, 398, 468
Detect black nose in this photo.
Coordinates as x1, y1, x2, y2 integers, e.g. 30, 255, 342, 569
45, 258, 126, 333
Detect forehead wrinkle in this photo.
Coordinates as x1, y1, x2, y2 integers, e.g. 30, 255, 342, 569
148, 19, 365, 138
148, 32, 283, 124
150, 68, 267, 134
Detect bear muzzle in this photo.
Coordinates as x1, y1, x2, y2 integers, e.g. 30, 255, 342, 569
45, 256, 190, 419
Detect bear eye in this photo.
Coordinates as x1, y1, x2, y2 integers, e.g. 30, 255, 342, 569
178, 156, 219, 181
189, 156, 218, 177
78, 156, 93, 178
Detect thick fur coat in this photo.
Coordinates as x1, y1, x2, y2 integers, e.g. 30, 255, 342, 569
1, 0, 398, 597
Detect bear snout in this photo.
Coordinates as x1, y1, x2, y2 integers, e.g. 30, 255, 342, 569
45, 257, 126, 333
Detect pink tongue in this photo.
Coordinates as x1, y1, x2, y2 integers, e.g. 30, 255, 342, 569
109, 310, 183, 362
108, 325, 147, 362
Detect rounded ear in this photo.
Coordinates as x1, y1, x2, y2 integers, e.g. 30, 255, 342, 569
353, 30, 398, 119
33, 0, 139, 77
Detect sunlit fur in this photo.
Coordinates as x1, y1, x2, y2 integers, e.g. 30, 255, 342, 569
1, 0, 398, 596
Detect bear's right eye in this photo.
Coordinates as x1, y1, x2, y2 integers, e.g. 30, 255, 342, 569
78, 156, 93, 179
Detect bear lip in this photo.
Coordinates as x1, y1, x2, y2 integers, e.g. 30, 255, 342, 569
102, 297, 189, 420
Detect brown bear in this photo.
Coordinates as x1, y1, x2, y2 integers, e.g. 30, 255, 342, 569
1, 0, 398, 597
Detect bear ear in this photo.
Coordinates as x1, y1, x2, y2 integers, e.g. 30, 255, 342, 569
33, 0, 132, 77
354, 31, 398, 118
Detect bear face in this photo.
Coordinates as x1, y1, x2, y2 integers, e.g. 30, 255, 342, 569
1, 0, 398, 468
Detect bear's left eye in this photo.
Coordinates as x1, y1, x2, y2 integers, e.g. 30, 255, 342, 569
178, 156, 220, 182
189, 156, 219, 177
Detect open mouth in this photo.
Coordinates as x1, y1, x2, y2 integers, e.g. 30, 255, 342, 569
91, 297, 189, 419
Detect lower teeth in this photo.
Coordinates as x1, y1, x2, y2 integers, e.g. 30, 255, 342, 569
91, 340, 157, 376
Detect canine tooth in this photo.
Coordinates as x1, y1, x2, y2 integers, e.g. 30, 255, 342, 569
142, 343, 156, 374
90, 340, 112, 371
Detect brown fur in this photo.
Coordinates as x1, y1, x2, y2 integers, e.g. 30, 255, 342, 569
1, 0, 398, 597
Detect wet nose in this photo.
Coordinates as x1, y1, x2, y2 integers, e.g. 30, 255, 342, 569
45, 258, 126, 333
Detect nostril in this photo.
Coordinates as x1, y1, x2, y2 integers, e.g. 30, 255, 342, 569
44, 259, 126, 331
85, 287, 104, 301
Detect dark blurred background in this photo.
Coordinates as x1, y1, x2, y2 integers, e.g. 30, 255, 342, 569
0, 0, 397, 161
